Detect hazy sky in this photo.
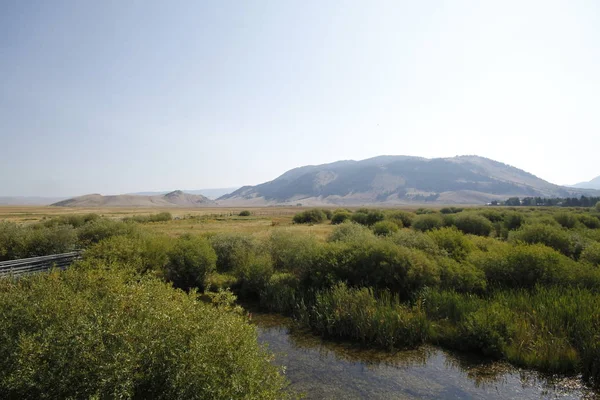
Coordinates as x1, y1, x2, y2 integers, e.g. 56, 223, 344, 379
2, 0, 599, 197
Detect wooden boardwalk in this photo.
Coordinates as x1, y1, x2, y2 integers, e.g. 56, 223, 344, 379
0, 252, 82, 278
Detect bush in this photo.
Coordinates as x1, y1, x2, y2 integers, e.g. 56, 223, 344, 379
77, 219, 141, 245
509, 223, 574, 257
581, 242, 600, 267
578, 214, 600, 229
209, 233, 258, 273
328, 222, 375, 243
83, 234, 172, 275
469, 243, 577, 289
386, 211, 415, 228
166, 235, 217, 290
350, 212, 368, 225
412, 214, 444, 232
292, 209, 326, 224
554, 212, 578, 229
372, 220, 399, 236
270, 230, 322, 274
123, 212, 173, 223
437, 257, 486, 293
453, 213, 493, 236
0, 223, 78, 260
0, 268, 291, 399
238, 210, 251, 217
440, 207, 463, 214
331, 211, 352, 225
503, 212, 524, 231
427, 227, 474, 261
299, 283, 429, 349
390, 229, 442, 255
596, 201, 600, 212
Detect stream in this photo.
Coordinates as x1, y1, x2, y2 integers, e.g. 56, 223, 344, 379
252, 312, 597, 399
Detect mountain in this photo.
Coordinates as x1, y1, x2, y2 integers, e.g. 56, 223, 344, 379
571, 176, 600, 190
218, 155, 600, 205
130, 187, 238, 200
51, 190, 216, 207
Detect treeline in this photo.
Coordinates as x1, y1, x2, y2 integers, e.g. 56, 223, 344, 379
494, 196, 600, 207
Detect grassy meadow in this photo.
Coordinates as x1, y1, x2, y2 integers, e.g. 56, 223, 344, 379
1, 203, 600, 397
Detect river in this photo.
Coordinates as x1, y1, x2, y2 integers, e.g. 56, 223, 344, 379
252, 312, 597, 399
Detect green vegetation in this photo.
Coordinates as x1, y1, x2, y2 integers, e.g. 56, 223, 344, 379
123, 212, 172, 223
0, 268, 290, 399
238, 210, 251, 217
3, 206, 600, 391
292, 208, 327, 224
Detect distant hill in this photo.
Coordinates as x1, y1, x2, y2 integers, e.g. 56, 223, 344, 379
130, 187, 238, 200
218, 155, 600, 205
571, 176, 600, 190
52, 190, 216, 207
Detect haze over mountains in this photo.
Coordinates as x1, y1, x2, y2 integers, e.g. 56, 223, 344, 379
571, 176, 600, 190
7, 155, 599, 207
218, 155, 600, 206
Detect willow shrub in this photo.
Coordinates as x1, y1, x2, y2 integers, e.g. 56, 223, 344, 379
0, 268, 292, 400
452, 213, 493, 236
166, 235, 217, 291
0, 222, 78, 261
426, 227, 474, 261
298, 283, 429, 350
508, 223, 574, 257
210, 233, 259, 273
412, 213, 444, 232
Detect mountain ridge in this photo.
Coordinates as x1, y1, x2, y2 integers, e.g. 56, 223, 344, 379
51, 190, 216, 208
218, 155, 600, 205
571, 176, 600, 190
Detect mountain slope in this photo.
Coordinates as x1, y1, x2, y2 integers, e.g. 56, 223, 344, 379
52, 190, 215, 207
572, 176, 600, 190
218, 155, 599, 205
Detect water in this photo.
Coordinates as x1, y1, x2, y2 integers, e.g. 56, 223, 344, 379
253, 313, 597, 399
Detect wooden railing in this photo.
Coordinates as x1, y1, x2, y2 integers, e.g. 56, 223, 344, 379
0, 251, 82, 278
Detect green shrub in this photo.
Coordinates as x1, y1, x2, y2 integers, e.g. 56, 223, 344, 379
259, 273, 300, 314
427, 227, 474, 261
270, 230, 322, 273
412, 214, 444, 232
440, 207, 463, 214
83, 234, 172, 275
42, 213, 101, 228
238, 210, 251, 217
77, 219, 141, 245
596, 201, 600, 212
581, 242, 600, 267
477, 209, 503, 223
372, 220, 399, 236
350, 212, 368, 225
386, 211, 415, 228
0, 222, 26, 260
292, 209, 326, 224
331, 211, 352, 225
390, 229, 442, 255
166, 235, 217, 290
209, 233, 258, 273
503, 212, 524, 231
554, 212, 578, 229
578, 214, 600, 229
453, 213, 493, 236
0, 268, 291, 399
327, 222, 375, 243
123, 212, 173, 224
436, 257, 486, 293
509, 223, 574, 256
299, 283, 429, 349
235, 254, 274, 298
469, 243, 577, 289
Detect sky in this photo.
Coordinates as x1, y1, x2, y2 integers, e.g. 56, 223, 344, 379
1, 0, 599, 197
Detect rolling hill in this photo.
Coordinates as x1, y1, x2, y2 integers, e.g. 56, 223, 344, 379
51, 190, 215, 207
571, 176, 600, 190
218, 155, 600, 205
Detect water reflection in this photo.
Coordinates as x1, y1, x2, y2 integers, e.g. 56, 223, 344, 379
252, 312, 597, 400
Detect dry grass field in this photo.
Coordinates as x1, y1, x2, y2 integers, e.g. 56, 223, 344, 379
0, 205, 339, 240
